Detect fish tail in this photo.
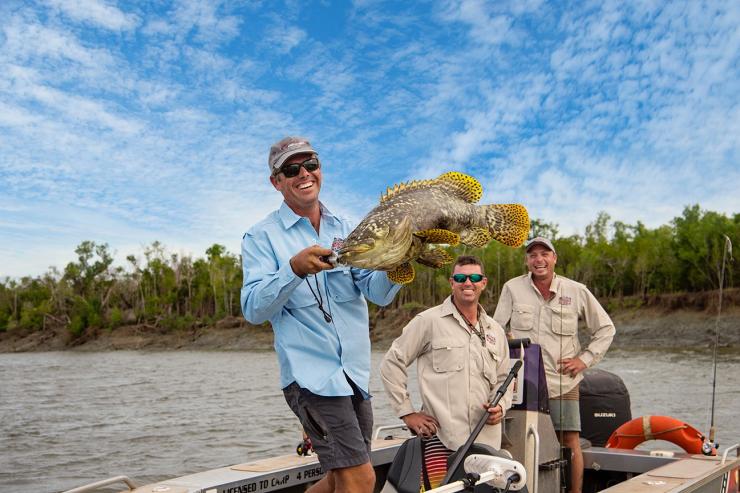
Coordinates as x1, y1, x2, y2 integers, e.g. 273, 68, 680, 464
482, 204, 530, 247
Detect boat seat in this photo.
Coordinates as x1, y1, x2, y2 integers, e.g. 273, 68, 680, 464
382, 437, 525, 493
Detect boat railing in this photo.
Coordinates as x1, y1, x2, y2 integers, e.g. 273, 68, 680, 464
373, 423, 411, 440
721, 443, 740, 466
526, 424, 540, 493
61, 475, 137, 493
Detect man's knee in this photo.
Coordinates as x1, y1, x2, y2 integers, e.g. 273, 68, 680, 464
332, 462, 375, 492
563, 431, 581, 450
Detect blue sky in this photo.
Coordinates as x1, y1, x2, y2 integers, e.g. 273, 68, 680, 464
1, 0, 738, 278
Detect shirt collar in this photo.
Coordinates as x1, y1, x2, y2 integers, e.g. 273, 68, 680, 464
278, 201, 339, 229
441, 295, 491, 330
527, 272, 560, 291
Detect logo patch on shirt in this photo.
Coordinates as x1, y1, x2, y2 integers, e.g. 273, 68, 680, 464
331, 237, 345, 252
559, 296, 572, 305
485, 333, 496, 345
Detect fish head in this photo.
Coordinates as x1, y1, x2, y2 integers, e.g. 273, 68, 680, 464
338, 215, 414, 270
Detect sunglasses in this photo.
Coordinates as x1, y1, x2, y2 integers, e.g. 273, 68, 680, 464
451, 273, 485, 283
276, 157, 320, 178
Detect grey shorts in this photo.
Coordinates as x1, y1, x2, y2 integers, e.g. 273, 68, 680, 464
283, 380, 373, 471
549, 398, 581, 432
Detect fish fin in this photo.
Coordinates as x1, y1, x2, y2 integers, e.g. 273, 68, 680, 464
416, 246, 454, 268
388, 262, 415, 284
380, 178, 438, 204
414, 228, 460, 246
378, 171, 482, 204
435, 172, 483, 203
460, 227, 492, 248
481, 204, 530, 247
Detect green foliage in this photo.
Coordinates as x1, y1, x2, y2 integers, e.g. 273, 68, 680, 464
159, 314, 195, 332
69, 315, 86, 337
2, 206, 737, 338
19, 300, 49, 331
401, 301, 426, 311
108, 307, 124, 329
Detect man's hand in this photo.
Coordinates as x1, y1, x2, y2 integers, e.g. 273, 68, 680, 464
558, 357, 586, 377
290, 245, 334, 277
401, 412, 439, 438
483, 403, 503, 425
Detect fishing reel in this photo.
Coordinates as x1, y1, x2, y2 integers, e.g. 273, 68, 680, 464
463, 454, 527, 491
701, 439, 718, 456
296, 436, 313, 456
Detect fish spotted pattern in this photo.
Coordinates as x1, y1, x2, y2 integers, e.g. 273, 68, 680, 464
337, 172, 530, 284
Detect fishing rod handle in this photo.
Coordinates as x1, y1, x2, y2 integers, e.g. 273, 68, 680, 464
471, 359, 523, 438
441, 359, 523, 486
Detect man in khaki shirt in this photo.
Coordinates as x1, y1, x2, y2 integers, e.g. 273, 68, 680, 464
493, 237, 615, 493
381, 255, 512, 482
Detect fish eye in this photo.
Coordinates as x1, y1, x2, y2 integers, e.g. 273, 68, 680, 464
374, 225, 389, 238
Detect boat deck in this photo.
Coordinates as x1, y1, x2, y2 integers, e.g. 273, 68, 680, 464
127, 437, 406, 493
600, 454, 736, 493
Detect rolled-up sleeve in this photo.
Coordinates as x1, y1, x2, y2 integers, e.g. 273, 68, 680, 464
578, 288, 615, 367
493, 284, 513, 331
240, 230, 302, 324
380, 316, 427, 418
491, 322, 513, 413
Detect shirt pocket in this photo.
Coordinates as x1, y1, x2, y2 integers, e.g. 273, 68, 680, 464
325, 267, 361, 303
511, 303, 535, 331
549, 305, 578, 335
482, 349, 500, 387
431, 340, 465, 372
284, 280, 318, 309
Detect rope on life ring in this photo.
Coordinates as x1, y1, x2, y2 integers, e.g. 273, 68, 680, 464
605, 415, 716, 455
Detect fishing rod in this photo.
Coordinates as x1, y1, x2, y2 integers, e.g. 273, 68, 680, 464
441, 359, 523, 486
704, 235, 733, 454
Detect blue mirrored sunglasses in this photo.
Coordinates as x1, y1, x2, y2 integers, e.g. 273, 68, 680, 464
451, 273, 485, 283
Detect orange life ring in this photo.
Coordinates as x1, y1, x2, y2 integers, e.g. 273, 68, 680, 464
605, 415, 716, 455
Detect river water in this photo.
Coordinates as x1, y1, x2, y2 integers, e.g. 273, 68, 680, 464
1, 349, 738, 493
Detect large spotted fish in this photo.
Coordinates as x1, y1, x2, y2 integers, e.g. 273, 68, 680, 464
337, 171, 530, 284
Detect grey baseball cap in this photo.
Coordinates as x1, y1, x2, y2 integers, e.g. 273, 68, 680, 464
268, 136, 317, 174
525, 237, 556, 254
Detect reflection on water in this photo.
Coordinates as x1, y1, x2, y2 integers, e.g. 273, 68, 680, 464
1, 349, 738, 493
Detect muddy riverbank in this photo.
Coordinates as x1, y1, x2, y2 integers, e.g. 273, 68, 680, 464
1, 290, 738, 352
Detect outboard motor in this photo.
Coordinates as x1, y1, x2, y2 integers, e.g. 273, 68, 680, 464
579, 368, 631, 447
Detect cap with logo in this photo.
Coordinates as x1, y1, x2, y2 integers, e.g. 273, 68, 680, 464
268, 136, 317, 174
525, 236, 556, 255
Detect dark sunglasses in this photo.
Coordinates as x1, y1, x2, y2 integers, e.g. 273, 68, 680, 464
276, 157, 320, 178
451, 273, 485, 283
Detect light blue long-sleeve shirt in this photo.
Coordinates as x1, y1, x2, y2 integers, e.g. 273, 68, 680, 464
241, 201, 401, 396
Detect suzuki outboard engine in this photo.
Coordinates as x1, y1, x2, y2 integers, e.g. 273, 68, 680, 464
579, 368, 631, 447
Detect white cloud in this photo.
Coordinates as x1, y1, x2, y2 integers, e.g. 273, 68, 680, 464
265, 25, 307, 54
45, 0, 138, 31
439, 0, 516, 46
0, 0, 737, 279
171, 0, 241, 45
2, 17, 115, 67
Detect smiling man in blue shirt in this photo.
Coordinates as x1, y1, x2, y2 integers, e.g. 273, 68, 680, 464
241, 136, 401, 493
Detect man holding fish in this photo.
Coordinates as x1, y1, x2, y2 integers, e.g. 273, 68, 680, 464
241, 136, 402, 493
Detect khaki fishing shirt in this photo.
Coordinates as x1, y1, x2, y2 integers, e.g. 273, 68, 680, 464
380, 296, 512, 451
493, 273, 615, 398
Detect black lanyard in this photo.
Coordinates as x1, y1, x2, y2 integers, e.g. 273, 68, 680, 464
306, 275, 332, 323
452, 299, 485, 347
